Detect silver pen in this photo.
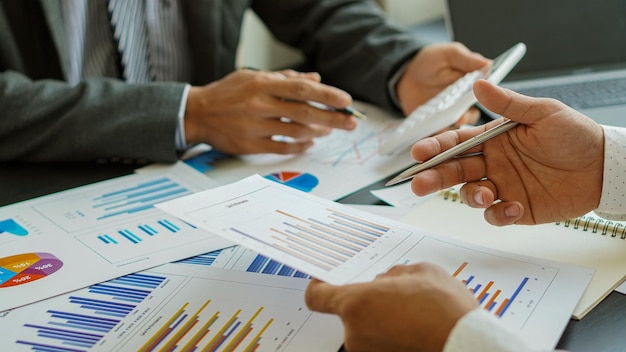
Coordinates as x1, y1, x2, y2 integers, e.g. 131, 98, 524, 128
385, 119, 521, 186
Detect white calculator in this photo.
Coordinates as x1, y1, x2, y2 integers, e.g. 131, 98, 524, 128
379, 42, 527, 156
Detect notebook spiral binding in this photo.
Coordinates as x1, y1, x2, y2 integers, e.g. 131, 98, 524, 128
556, 216, 626, 239
439, 188, 626, 239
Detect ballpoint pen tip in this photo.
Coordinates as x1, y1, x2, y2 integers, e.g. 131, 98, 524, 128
352, 109, 367, 120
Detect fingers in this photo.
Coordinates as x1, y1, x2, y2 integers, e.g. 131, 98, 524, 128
274, 99, 358, 130
483, 201, 524, 226
263, 118, 333, 140
246, 68, 353, 114
278, 69, 322, 82
409, 126, 489, 196
304, 279, 341, 314
444, 42, 491, 73
410, 152, 487, 196
410, 123, 493, 163
242, 69, 358, 130
457, 177, 525, 226
458, 181, 498, 208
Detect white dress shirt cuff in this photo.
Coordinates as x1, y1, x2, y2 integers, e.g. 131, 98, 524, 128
175, 84, 191, 151
444, 309, 548, 352
596, 125, 626, 220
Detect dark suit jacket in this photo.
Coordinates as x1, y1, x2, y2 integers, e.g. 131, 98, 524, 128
0, 0, 424, 162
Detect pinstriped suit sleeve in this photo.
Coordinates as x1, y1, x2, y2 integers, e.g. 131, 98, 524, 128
0, 71, 186, 162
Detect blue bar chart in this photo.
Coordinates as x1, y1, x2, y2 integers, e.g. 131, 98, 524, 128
96, 219, 185, 246
175, 247, 311, 279
19, 173, 213, 264
34, 176, 192, 233
77, 213, 202, 263
93, 177, 190, 220
13, 273, 167, 352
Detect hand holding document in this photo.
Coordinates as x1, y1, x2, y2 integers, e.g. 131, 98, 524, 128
158, 174, 593, 350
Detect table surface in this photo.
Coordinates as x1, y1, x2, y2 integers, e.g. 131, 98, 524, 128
2, 161, 626, 351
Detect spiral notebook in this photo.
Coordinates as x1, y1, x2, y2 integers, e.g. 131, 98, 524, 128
401, 188, 626, 320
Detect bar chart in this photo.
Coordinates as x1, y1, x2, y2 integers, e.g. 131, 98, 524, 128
12, 272, 168, 351
138, 300, 275, 352
4, 245, 328, 352
176, 246, 311, 279
453, 261, 528, 318
159, 175, 417, 284
394, 236, 560, 329
118, 274, 313, 352
76, 213, 203, 263
34, 176, 192, 233
231, 207, 390, 272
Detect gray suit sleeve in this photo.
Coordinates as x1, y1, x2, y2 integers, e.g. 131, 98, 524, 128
251, 0, 427, 112
0, 71, 186, 163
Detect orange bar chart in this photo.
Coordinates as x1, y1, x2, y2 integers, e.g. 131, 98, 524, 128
139, 300, 274, 352
453, 261, 529, 318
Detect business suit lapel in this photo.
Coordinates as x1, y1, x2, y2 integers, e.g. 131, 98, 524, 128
39, 0, 70, 80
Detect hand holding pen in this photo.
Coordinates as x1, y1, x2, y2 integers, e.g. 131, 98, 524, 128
242, 67, 366, 119
183, 67, 363, 155
398, 79, 604, 226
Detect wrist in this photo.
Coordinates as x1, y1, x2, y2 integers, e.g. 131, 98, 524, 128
183, 86, 207, 145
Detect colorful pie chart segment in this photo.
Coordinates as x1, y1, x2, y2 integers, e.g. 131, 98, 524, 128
0, 252, 63, 288
264, 171, 319, 192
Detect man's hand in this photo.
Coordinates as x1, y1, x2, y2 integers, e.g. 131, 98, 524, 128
184, 69, 358, 155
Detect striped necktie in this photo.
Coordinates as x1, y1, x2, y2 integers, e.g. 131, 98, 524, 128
107, 0, 153, 82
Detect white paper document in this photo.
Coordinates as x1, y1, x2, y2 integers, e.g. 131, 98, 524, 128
370, 181, 435, 209
0, 260, 342, 352
0, 163, 233, 311
159, 175, 594, 350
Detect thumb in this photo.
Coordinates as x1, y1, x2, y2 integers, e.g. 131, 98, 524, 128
304, 279, 341, 314
473, 79, 552, 125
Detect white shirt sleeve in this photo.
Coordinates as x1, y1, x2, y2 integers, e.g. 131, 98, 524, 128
444, 309, 553, 352
595, 125, 626, 220
175, 84, 191, 151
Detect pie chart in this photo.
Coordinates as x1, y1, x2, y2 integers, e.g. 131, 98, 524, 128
0, 252, 63, 288
264, 171, 319, 192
